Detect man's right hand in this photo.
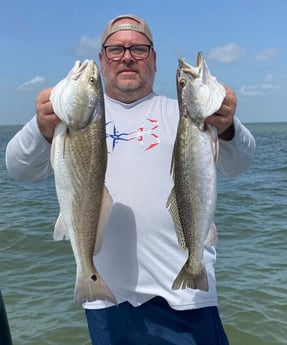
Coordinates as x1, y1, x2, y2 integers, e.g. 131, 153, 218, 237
36, 87, 61, 143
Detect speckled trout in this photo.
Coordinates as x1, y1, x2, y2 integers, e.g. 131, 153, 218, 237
50, 60, 116, 306
167, 52, 226, 291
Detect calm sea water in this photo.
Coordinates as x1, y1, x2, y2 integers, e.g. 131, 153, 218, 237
0, 123, 286, 345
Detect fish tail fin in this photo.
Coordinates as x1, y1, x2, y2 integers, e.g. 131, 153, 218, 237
172, 260, 209, 291
74, 271, 117, 306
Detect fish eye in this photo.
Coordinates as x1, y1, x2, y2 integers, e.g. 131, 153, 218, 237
179, 78, 186, 87
89, 77, 95, 84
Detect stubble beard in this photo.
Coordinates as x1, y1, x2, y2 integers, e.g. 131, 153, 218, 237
116, 75, 143, 92
102, 62, 155, 101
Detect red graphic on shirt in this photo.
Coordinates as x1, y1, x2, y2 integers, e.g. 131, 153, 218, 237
106, 117, 160, 152
128, 118, 160, 151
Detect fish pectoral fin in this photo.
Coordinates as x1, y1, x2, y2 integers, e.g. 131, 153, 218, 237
51, 123, 68, 169
214, 137, 219, 162
93, 185, 113, 255
206, 124, 219, 162
53, 214, 70, 241
50, 138, 56, 169
166, 187, 187, 249
204, 223, 218, 247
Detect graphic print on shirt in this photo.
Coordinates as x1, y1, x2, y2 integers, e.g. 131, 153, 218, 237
106, 117, 160, 152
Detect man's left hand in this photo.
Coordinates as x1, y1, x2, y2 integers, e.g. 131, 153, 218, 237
205, 86, 236, 140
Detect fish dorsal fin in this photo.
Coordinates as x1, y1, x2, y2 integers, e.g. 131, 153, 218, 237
166, 187, 187, 249
93, 185, 114, 255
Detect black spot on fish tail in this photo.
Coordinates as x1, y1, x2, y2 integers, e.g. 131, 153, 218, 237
91, 274, 97, 281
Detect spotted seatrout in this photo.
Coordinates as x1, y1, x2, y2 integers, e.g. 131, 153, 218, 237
167, 52, 226, 291
50, 60, 116, 306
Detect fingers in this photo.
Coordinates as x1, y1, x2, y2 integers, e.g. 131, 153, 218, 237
36, 87, 61, 143
205, 86, 237, 136
36, 87, 55, 115
216, 86, 237, 117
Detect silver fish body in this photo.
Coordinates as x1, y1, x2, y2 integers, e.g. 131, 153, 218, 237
50, 60, 116, 306
167, 53, 226, 291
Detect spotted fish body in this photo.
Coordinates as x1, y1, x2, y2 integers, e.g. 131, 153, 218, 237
50, 60, 116, 306
167, 53, 226, 291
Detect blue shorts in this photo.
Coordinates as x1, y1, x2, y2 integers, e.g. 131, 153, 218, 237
85, 296, 229, 345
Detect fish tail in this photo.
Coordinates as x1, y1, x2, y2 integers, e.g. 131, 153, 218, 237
74, 271, 117, 306
172, 260, 209, 291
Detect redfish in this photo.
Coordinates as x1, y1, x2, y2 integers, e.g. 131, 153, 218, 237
50, 60, 116, 306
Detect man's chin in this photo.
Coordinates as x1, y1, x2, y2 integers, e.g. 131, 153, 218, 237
117, 81, 140, 92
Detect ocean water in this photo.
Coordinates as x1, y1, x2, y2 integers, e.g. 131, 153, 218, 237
0, 123, 286, 345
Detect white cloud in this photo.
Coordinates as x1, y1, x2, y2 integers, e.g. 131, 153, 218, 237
239, 85, 260, 96
240, 75, 279, 97
18, 76, 45, 91
208, 43, 245, 64
254, 48, 279, 61
74, 35, 101, 57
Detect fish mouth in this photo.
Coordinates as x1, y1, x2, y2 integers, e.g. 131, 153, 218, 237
176, 52, 205, 118
71, 60, 96, 80
178, 52, 203, 78
196, 51, 203, 68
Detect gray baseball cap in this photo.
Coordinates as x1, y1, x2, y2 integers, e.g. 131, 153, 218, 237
102, 14, 153, 46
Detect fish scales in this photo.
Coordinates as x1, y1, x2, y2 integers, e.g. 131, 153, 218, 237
50, 60, 116, 306
167, 52, 226, 291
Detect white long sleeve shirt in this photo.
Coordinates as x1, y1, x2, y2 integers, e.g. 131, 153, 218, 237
5, 91, 256, 310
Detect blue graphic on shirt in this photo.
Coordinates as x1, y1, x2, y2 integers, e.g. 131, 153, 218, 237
106, 117, 160, 152
106, 122, 129, 151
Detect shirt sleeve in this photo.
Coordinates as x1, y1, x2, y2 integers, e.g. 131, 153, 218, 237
216, 117, 256, 177
5, 116, 53, 182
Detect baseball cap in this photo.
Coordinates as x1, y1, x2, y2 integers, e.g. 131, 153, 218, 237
101, 14, 153, 46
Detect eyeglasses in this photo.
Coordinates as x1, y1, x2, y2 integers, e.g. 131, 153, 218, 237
103, 45, 153, 61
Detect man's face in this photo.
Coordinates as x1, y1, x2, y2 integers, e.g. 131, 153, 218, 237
99, 19, 156, 103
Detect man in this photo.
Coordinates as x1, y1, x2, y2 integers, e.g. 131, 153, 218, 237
6, 14, 255, 345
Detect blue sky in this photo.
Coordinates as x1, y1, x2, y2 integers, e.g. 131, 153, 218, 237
1, 0, 286, 124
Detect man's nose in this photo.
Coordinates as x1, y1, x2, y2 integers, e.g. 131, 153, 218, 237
122, 48, 134, 61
